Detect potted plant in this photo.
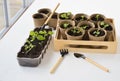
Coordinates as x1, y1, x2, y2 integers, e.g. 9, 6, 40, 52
32, 13, 47, 27
17, 28, 53, 67
88, 28, 107, 41
77, 21, 95, 40
74, 13, 89, 26
59, 12, 73, 21
59, 20, 75, 39
65, 27, 85, 40
98, 20, 114, 41
90, 13, 106, 27
48, 12, 59, 30
38, 8, 51, 17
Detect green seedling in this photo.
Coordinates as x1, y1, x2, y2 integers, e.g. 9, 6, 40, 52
71, 27, 82, 34
93, 29, 100, 37
24, 41, 35, 53
60, 12, 71, 19
63, 23, 69, 29
95, 14, 100, 20
81, 15, 85, 20
80, 25, 88, 30
100, 21, 109, 28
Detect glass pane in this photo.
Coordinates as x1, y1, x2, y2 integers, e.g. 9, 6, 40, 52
0, 0, 5, 31
8, 0, 22, 18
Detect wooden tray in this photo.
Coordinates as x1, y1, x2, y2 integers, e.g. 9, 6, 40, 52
54, 19, 117, 54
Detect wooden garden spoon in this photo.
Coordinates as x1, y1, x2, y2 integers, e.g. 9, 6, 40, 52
41, 3, 60, 29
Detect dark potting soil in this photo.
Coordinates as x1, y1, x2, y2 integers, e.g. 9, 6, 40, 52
18, 28, 52, 58
67, 30, 82, 36
27, 47, 40, 58
18, 41, 44, 58
80, 24, 91, 30
33, 14, 44, 19
100, 25, 113, 31
75, 17, 87, 21
34, 28, 41, 32
39, 10, 49, 14
91, 16, 104, 21
90, 30, 105, 37
52, 14, 57, 19
60, 24, 72, 29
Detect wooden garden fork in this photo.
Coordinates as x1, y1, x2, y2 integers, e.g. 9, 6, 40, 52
50, 49, 69, 74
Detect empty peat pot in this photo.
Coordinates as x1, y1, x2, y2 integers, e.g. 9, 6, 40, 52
32, 13, 47, 27
38, 8, 51, 17
48, 12, 59, 29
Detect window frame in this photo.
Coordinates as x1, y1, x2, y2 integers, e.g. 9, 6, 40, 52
0, 0, 34, 39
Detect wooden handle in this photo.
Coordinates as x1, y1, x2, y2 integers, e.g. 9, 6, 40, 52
44, 3, 60, 25
50, 56, 63, 74
85, 57, 109, 72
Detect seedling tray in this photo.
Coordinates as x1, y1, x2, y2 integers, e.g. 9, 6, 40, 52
54, 19, 117, 53
17, 36, 52, 67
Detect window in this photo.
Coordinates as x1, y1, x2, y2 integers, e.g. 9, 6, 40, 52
9, 0, 22, 19
0, 0, 5, 31
0, 0, 34, 39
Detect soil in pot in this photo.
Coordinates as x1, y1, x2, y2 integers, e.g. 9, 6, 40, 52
52, 13, 58, 19
77, 21, 95, 40
38, 8, 51, 17
90, 29, 105, 37
88, 28, 107, 48
98, 21, 114, 41
32, 13, 47, 27
90, 14, 105, 28
65, 27, 85, 40
74, 13, 89, 26
59, 12, 73, 21
33, 13, 44, 19
67, 28, 82, 36
59, 20, 74, 39
60, 23, 72, 29
88, 28, 107, 41
90, 14, 105, 21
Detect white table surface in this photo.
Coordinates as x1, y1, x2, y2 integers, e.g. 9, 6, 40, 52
0, 0, 120, 81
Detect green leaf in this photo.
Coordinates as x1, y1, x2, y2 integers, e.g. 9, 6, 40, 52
96, 14, 100, 20
67, 12, 71, 16
30, 31, 35, 36
93, 30, 100, 36
81, 15, 85, 20
37, 35, 45, 41
100, 21, 105, 26
48, 31, 53, 35
39, 30, 47, 34
63, 23, 69, 28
